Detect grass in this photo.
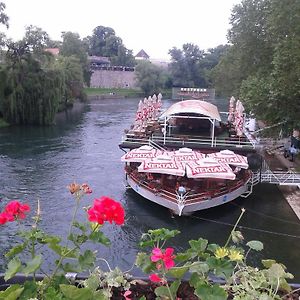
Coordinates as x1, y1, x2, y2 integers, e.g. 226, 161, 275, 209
84, 87, 144, 98
84, 87, 172, 98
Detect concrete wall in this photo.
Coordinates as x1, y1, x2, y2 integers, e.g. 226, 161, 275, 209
90, 70, 137, 88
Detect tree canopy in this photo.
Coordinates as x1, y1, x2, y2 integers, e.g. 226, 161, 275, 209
212, 0, 300, 129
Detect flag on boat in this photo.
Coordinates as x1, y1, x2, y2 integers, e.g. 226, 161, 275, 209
138, 155, 185, 176
186, 157, 236, 180
207, 150, 248, 169
121, 145, 163, 163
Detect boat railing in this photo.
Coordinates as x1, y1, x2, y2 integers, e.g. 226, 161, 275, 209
151, 135, 255, 150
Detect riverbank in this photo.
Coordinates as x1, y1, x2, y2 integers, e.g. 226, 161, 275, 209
263, 147, 300, 220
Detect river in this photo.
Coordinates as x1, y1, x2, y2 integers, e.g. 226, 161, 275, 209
0, 98, 299, 282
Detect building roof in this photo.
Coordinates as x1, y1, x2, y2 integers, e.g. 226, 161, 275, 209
44, 48, 60, 56
135, 49, 150, 59
160, 100, 221, 121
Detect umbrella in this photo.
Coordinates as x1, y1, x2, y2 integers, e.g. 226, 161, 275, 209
170, 147, 205, 162
207, 150, 248, 169
228, 96, 236, 123
121, 145, 163, 163
235, 100, 245, 137
186, 157, 236, 180
138, 154, 185, 176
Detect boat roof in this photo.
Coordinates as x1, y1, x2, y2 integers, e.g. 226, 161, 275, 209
160, 100, 221, 121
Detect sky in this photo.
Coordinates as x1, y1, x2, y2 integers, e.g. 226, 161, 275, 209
3, 0, 241, 60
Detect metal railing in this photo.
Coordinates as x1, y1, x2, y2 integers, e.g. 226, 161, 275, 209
260, 159, 300, 187
120, 133, 256, 150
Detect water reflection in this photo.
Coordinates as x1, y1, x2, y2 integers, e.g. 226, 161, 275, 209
0, 98, 299, 282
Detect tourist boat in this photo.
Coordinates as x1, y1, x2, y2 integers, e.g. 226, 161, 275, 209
119, 94, 261, 216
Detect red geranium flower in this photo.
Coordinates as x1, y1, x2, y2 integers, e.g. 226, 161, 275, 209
0, 212, 14, 225
149, 273, 164, 283
151, 247, 176, 270
87, 196, 125, 225
4, 201, 30, 220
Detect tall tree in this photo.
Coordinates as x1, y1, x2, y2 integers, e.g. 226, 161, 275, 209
87, 25, 136, 67
135, 60, 167, 96
23, 25, 50, 52
59, 31, 90, 86
169, 43, 207, 87
0, 42, 64, 125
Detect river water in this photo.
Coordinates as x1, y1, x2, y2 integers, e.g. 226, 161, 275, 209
0, 98, 299, 282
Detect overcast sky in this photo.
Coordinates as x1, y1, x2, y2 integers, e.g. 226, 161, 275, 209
4, 0, 241, 60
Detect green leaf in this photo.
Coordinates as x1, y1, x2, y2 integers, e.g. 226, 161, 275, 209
93, 290, 107, 300
18, 281, 37, 300
49, 242, 78, 258
62, 262, 82, 273
207, 243, 219, 253
169, 280, 181, 298
73, 221, 87, 232
59, 284, 93, 300
246, 240, 264, 251
22, 255, 42, 276
43, 286, 64, 300
189, 273, 206, 288
4, 257, 22, 281
78, 250, 96, 270
261, 259, 277, 268
189, 238, 208, 252
189, 261, 210, 274
89, 231, 110, 246
0, 284, 24, 300
68, 233, 88, 245
5, 243, 27, 258
168, 266, 189, 278
206, 257, 234, 279
135, 252, 155, 273
154, 286, 171, 298
194, 284, 228, 300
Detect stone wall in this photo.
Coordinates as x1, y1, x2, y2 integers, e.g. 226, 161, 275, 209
90, 70, 137, 88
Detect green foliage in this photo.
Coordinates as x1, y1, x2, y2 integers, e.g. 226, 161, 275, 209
87, 25, 135, 67
212, 0, 300, 127
135, 60, 171, 96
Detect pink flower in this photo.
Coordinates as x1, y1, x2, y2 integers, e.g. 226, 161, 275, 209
149, 273, 164, 283
4, 201, 30, 220
123, 290, 132, 300
151, 247, 176, 270
87, 196, 125, 225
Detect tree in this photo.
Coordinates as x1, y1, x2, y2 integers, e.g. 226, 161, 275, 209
87, 25, 136, 67
53, 55, 85, 108
88, 26, 116, 56
135, 61, 167, 96
169, 43, 207, 87
59, 31, 90, 86
23, 25, 50, 52
0, 2, 8, 28
212, 0, 300, 128
0, 43, 64, 125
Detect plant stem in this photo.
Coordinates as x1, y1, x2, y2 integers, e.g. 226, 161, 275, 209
224, 208, 246, 248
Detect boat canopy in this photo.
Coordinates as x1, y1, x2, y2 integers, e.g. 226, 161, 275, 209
160, 100, 221, 121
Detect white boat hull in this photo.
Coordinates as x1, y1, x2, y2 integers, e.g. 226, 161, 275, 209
126, 175, 250, 216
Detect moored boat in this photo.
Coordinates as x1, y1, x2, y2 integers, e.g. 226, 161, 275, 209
119, 94, 261, 216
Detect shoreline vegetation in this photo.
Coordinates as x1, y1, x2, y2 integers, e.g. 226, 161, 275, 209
84, 87, 172, 99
